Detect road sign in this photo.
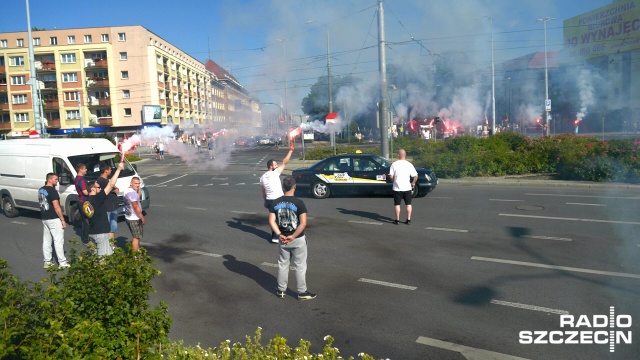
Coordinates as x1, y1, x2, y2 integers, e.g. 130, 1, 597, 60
545, 99, 551, 112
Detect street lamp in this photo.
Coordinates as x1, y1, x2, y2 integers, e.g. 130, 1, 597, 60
275, 38, 288, 125
537, 16, 554, 137
306, 20, 335, 155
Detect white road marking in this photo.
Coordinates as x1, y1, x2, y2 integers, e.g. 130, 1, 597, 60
520, 235, 572, 241
262, 262, 295, 270
142, 173, 167, 179
348, 220, 383, 225
566, 202, 606, 206
11, 221, 28, 225
498, 213, 640, 225
490, 299, 569, 315
186, 250, 222, 257
253, 182, 261, 185
429, 196, 454, 199
204, 184, 213, 186
490, 199, 523, 202
471, 256, 640, 279
157, 185, 167, 187
526, 193, 640, 200
149, 204, 165, 207
185, 207, 207, 211
231, 210, 258, 215
358, 278, 416, 290
211, 177, 228, 180
148, 174, 188, 186
236, 183, 246, 185
174, 184, 183, 187
188, 184, 198, 187
220, 183, 229, 186
416, 336, 530, 360
425, 227, 468, 233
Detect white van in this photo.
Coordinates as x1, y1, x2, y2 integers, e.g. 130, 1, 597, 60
0, 138, 150, 223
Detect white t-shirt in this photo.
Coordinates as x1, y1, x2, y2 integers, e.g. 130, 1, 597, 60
260, 170, 284, 200
123, 187, 141, 221
389, 159, 418, 192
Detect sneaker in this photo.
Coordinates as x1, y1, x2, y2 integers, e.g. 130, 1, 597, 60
59, 262, 70, 269
276, 290, 286, 299
271, 237, 280, 244
393, 220, 399, 225
405, 219, 411, 225
297, 291, 317, 301
44, 261, 55, 269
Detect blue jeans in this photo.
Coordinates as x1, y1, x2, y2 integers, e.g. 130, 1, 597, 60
107, 209, 118, 233
277, 236, 308, 293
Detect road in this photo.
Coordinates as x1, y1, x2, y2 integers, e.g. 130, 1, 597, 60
2, 144, 639, 359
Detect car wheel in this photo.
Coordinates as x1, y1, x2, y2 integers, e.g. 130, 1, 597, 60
2, 195, 19, 218
311, 181, 330, 199
411, 185, 419, 198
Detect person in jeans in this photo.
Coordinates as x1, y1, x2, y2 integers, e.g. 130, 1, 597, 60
74, 163, 90, 243
39, 173, 69, 269
97, 161, 120, 241
269, 176, 316, 301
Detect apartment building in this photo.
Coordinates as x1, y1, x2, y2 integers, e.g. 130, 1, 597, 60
0, 25, 260, 138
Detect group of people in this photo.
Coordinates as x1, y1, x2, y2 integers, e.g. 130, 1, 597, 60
260, 140, 417, 301
40, 157, 146, 269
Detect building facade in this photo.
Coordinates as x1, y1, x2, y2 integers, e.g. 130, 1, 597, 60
0, 25, 260, 138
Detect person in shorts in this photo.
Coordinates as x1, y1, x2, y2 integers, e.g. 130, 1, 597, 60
123, 177, 145, 251
388, 148, 418, 225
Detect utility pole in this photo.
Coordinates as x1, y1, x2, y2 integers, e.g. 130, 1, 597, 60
25, 0, 42, 135
378, 0, 390, 159
538, 17, 554, 137
77, 91, 84, 133
490, 16, 496, 136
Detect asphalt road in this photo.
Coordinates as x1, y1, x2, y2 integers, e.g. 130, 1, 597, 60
2, 144, 640, 359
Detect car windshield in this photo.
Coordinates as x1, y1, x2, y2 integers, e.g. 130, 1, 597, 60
68, 152, 137, 180
370, 155, 391, 168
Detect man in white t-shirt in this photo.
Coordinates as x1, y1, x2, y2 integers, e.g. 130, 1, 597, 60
260, 139, 295, 243
123, 177, 145, 251
388, 148, 418, 225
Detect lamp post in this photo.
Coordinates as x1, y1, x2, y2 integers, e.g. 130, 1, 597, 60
306, 20, 335, 155
25, 0, 43, 135
537, 16, 554, 137
275, 39, 289, 126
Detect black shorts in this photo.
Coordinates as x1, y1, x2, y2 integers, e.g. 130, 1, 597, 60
393, 191, 413, 206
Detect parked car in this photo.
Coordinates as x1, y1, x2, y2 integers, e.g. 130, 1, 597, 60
291, 154, 437, 199
235, 137, 249, 147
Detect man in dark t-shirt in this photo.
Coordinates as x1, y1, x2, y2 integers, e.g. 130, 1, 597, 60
268, 176, 316, 301
74, 163, 90, 243
39, 173, 69, 269
83, 161, 124, 256
97, 161, 120, 240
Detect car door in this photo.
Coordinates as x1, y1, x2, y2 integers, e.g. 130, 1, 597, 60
315, 156, 353, 195
352, 156, 388, 194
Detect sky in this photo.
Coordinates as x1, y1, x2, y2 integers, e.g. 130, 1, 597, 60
3, 0, 615, 122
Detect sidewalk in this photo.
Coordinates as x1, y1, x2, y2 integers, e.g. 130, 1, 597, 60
283, 158, 640, 190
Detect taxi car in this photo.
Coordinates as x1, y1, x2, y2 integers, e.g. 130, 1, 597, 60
291, 153, 437, 199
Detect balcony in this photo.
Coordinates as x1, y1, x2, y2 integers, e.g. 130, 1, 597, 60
0, 102, 8, 110
0, 83, 6, 92
85, 58, 108, 68
88, 98, 111, 107
46, 119, 61, 128
0, 122, 11, 130
98, 117, 112, 126
38, 61, 56, 71
0, 65, 5, 73
42, 81, 58, 90
86, 78, 109, 87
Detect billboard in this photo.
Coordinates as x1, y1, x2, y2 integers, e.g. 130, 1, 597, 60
142, 105, 162, 124
564, 0, 640, 60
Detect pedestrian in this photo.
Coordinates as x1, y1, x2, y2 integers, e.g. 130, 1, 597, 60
153, 142, 160, 160
260, 138, 294, 243
208, 138, 214, 159
74, 163, 90, 243
82, 161, 125, 256
96, 161, 120, 241
268, 176, 316, 301
39, 173, 70, 269
158, 141, 165, 160
388, 148, 418, 225
196, 138, 202, 153
123, 176, 145, 251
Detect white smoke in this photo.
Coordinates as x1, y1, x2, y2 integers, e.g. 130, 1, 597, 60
576, 68, 595, 120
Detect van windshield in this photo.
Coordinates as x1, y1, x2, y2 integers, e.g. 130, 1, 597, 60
68, 152, 137, 181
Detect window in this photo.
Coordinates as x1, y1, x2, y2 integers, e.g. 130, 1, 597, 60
41, 74, 56, 82
121, 71, 129, 79
157, 73, 163, 82
60, 53, 76, 63
124, 108, 132, 116
119, 52, 128, 60
157, 55, 162, 65
122, 90, 130, 98
96, 109, 111, 117
9, 56, 24, 66
12, 94, 27, 104
0, 39, 6, 48
101, 34, 109, 42
16, 39, 24, 47
50, 37, 57, 45
10, 76, 25, 85
67, 35, 75, 44
84, 35, 92, 43
118, 33, 126, 41
62, 73, 78, 83
44, 111, 60, 120
33, 38, 40, 46
64, 92, 78, 101
66, 110, 80, 120
14, 113, 29, 122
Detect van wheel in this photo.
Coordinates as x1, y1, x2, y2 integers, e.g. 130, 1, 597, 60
69, 203, 81, 226
2, 196, 19, 218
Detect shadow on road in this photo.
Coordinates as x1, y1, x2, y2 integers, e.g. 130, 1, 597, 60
226, 216, 272, 243
336, 207, 393, 223
222, 254, 276, 293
